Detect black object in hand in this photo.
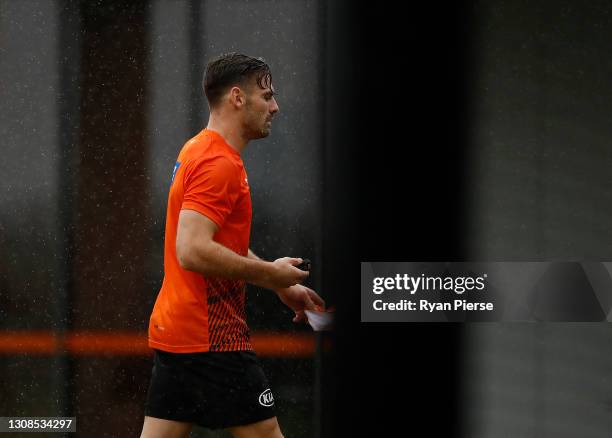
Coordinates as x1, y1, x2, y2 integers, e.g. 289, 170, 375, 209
297, 259, 311, 271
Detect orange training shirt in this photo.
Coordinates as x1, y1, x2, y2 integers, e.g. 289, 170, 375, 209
148, 128, 253, 353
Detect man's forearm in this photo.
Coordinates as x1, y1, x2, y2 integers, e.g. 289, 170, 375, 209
181, 240, 271, 286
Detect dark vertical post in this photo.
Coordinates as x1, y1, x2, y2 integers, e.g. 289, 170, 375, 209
313, 0, 327, 436
189, 0, 204, 135
57, 0, 81, 426
321, 1, 355, 437
73, 1, 149, 433
74, 0, 149, 330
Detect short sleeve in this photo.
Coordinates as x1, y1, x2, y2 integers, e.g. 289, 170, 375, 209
181, 156, 239, 228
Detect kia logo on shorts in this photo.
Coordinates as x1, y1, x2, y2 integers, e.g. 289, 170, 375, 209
258, 389, 274, 407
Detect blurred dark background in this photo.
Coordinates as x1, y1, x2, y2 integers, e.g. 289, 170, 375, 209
462, 1, 612, 437
4, 0, 612, 437
1, 0, 340, 436
352, 1, 612, 438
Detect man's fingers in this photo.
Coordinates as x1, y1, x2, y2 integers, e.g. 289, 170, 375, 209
303, 294, 317, 311
291, 268, 309, 286
306, 288, 325, 308
302, 286, 325, 308
285, 258, 309, 281
293, 310, 307, 323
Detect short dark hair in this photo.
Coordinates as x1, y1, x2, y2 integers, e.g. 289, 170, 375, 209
203, 53, 272, 108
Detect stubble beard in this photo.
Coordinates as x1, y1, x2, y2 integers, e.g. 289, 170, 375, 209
244, 114, 271, 140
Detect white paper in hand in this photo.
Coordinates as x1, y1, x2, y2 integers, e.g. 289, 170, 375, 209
305, 309, 334, 331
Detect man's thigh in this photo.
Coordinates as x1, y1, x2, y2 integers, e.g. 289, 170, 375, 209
140, 416, 193, 438
227, 416, 283, 438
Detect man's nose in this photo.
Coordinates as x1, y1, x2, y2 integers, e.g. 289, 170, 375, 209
270, 98, 279, 114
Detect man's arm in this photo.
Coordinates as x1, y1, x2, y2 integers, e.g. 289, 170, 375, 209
247, 249, 261, 260
176, 209, 307, 291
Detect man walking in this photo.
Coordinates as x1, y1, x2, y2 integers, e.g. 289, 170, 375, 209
141, 53, 324, 438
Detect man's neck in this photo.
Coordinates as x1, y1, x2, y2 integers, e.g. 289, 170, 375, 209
206, 116, 247, 153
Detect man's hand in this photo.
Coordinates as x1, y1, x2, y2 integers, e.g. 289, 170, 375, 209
275, 284, 325, 323
262, 257, 310, 291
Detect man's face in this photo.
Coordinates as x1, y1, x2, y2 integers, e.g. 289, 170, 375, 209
242, 77, 279, 140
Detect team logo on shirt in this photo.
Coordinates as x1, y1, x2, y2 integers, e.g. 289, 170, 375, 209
171, 161, 181, 184
258, 388, 274, 407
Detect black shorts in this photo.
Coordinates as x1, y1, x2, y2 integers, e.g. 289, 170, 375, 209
144, 349, 276, 430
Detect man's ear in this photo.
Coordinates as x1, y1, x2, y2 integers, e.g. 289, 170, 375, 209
229, 86, 246, 108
